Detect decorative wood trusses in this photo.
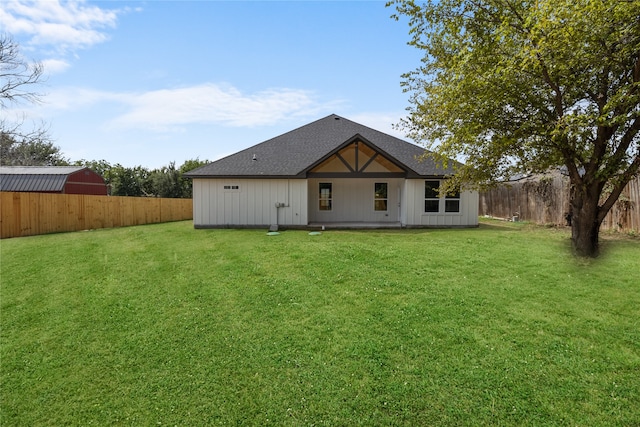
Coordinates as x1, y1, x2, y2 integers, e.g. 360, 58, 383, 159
309, 139, 406, 178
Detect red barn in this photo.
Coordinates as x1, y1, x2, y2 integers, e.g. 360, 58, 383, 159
0, 166, 108, 195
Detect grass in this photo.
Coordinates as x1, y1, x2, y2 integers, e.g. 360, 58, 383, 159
1, 219, 639, 426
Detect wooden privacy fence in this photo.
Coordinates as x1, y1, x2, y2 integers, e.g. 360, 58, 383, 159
479, 174, 640, 233
1, 192, 193, 238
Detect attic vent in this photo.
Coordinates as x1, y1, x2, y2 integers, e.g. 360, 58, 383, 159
334, 117, 340, 120
252, 154, 257, 161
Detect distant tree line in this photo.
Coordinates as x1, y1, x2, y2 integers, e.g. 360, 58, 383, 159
1, 131, 207, 198
74, 158, 208, 198
0, 129, 67, 166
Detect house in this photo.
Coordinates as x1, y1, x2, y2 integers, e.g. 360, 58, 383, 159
0, 166, 108, 195
185, 114, 478, 229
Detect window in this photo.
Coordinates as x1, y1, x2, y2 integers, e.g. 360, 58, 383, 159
424, 180, 440, 213
445, 188, 460, 213
374, 182, 388, 211
319, 182, 332, 211
223, 184, 240, 192
424, 180, 461, 213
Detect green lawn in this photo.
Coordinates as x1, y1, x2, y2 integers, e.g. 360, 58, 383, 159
1, 220, 638, 426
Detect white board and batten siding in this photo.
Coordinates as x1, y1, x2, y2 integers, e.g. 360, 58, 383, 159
192, 178, 478, 228
192, 179, 308, 227
307, 178, 404, 224
403, 179, 479, 227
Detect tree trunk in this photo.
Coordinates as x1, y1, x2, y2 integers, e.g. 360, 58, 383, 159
570, 184, 604, 258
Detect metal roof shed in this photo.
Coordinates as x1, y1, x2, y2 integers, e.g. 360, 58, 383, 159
0, 166, 108, 195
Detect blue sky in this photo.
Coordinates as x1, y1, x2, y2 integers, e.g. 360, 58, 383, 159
2, 0, 422, 168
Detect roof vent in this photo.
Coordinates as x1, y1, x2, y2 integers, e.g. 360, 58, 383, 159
334, 117, 340, 120
252, 154, 257, 161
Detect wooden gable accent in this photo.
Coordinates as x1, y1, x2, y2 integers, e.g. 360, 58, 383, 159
309, 140, 405, 177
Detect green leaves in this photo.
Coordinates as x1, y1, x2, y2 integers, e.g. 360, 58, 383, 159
390, 0, 639, 255
389, 0, 640, 187
74, 158, 209, 197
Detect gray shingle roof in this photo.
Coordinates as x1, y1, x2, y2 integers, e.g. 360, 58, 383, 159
0, 166, 86, 192
185, 114, 457, 178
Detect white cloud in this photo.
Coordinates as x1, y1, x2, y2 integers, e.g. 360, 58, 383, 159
31, 83, 344, 131
108, 83, 342, 131
34, 86, 122, 111
41, 58, 70, 74
349, 112, 411, 140
0, 0, 124, 52
0, 0, 135, 78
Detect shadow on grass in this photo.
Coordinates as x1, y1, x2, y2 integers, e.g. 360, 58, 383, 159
476, 221, 522, 231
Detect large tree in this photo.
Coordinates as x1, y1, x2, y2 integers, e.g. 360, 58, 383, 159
389, 0, 640, 257
0, 34, 63, 165
1, 127, 67, 166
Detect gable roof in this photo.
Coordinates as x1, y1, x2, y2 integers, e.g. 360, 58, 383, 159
0, 166, 88, 192
185, 114, 457, 179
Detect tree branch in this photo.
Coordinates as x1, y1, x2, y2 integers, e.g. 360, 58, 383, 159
603, 115, 640, 174
598, 154, 640, 222
0, 34, 45, 109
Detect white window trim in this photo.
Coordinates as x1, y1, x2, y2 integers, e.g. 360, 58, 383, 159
374, 182, 388, 212
424, 180, 461, 214
424, 180, 440, 214
444, 191, 461, 213
319, 182, 333, 212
